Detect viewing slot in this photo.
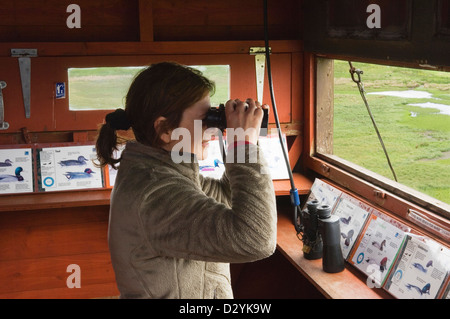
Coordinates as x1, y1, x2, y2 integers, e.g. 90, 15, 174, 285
315, 58, 450, 213
68, 65, 230, 111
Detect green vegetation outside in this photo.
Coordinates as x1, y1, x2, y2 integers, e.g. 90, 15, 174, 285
333, 60, 450, 204
68, 65, 230, 110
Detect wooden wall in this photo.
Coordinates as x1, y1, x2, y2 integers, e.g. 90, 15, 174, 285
0, 205, 117, 298
0, 0, 305, 299
0, 0, 139, 42
0, 0, 301, 42
0, 50, 301, 134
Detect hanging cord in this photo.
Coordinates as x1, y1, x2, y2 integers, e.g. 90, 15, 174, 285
263, 0, 302, 232
348, 61, 398, 182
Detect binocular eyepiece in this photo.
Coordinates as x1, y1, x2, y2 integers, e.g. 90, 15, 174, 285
203, 103, 269, 135
299, 200, 345, 273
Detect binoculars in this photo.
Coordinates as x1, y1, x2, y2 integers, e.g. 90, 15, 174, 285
204, 103, 269, 135
299, 200, 345, 273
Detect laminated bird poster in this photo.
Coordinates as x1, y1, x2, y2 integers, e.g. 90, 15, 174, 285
37, 144, 103, 192
384, 235, 450, 299
348, 209, 411, 288
258, 134, 290, 180
332, 193, 372, 259
303, 178, 342, 211
104, 144, 125, 188
0, 147, 34, 194
198, 139, 225, 179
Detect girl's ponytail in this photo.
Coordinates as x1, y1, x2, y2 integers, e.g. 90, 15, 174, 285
95, 109, 131, 169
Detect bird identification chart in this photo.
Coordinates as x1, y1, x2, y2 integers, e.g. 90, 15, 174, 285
199, 139, 225, 179
37, 145, 103, 191
348, 209, 410, 287
0, 148, 34, 194
385, 235, 450, 299
258, 134, 290, 180
303, 178, 342, 211
332, 193, 371, 259
105, 144, 125, 188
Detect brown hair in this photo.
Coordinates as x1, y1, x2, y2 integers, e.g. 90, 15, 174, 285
95, 62, 215, 168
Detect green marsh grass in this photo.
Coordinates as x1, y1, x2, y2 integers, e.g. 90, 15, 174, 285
333, 60, 450, 204
68, 65, 230, 110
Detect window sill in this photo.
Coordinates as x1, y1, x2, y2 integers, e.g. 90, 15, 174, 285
276, 207, 392, 299
305, 154, 450, 245
0, 189, 112, 212
272, 172, 313, 196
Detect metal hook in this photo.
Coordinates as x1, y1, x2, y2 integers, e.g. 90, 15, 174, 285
348, 61, 364, 84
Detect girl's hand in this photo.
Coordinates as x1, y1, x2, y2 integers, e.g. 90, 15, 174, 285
225, 98, 266, 145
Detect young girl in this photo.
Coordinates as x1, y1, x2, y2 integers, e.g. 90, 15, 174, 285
96, 62, 277, 299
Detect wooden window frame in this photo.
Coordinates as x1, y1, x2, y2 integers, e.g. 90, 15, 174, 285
302, 53, 450, 245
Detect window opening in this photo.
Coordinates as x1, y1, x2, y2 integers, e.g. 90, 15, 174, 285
68, 65, 230, 111
316, 59, 450, 205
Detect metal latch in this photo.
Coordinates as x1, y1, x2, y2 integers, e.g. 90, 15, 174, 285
11, 49, 37, 119
0, 81, 8, 130
249, 47, 271, 103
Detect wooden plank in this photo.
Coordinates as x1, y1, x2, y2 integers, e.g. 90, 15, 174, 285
152, 0, 299, 27
0, 40, 302, 57
0, 252, 116, 295
0, 282, 119, 299
288, 134, 302, 171
0, 0, 138, 26
0, 204, 115, 298
0, 26, 139, 42
0, 221, 109, 261
273, 172, 313, 196
315, 58, 334, 154
291, 52, 304, 123
0, 189, 111, 212
276, 211, 392, 299
0, 0, 139, 42
151, 0, 301, 41
0, 205, 109, 230
302, 53, 316, 160
139, 0, 154, 41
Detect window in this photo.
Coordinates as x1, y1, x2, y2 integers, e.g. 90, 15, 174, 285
68, 65, 230, 111
316, 58, 450, 206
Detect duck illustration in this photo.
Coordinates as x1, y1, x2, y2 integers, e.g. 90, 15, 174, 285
380, 257, 388, 272
0, 159, 12, 166
365, 257, 378, 265
405, 283, 431, 296
340, 216, 352, 225
340, 229, 354, 246
366, 256, 388, 272
58, 156, 88, 166
412, 263, 427, 273
63, 168, 95, 180
0, 167, 24, 182
200, 159, 223, 171
372, 239, 386, 251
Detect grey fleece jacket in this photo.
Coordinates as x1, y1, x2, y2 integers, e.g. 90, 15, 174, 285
108, 141, 277, 299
